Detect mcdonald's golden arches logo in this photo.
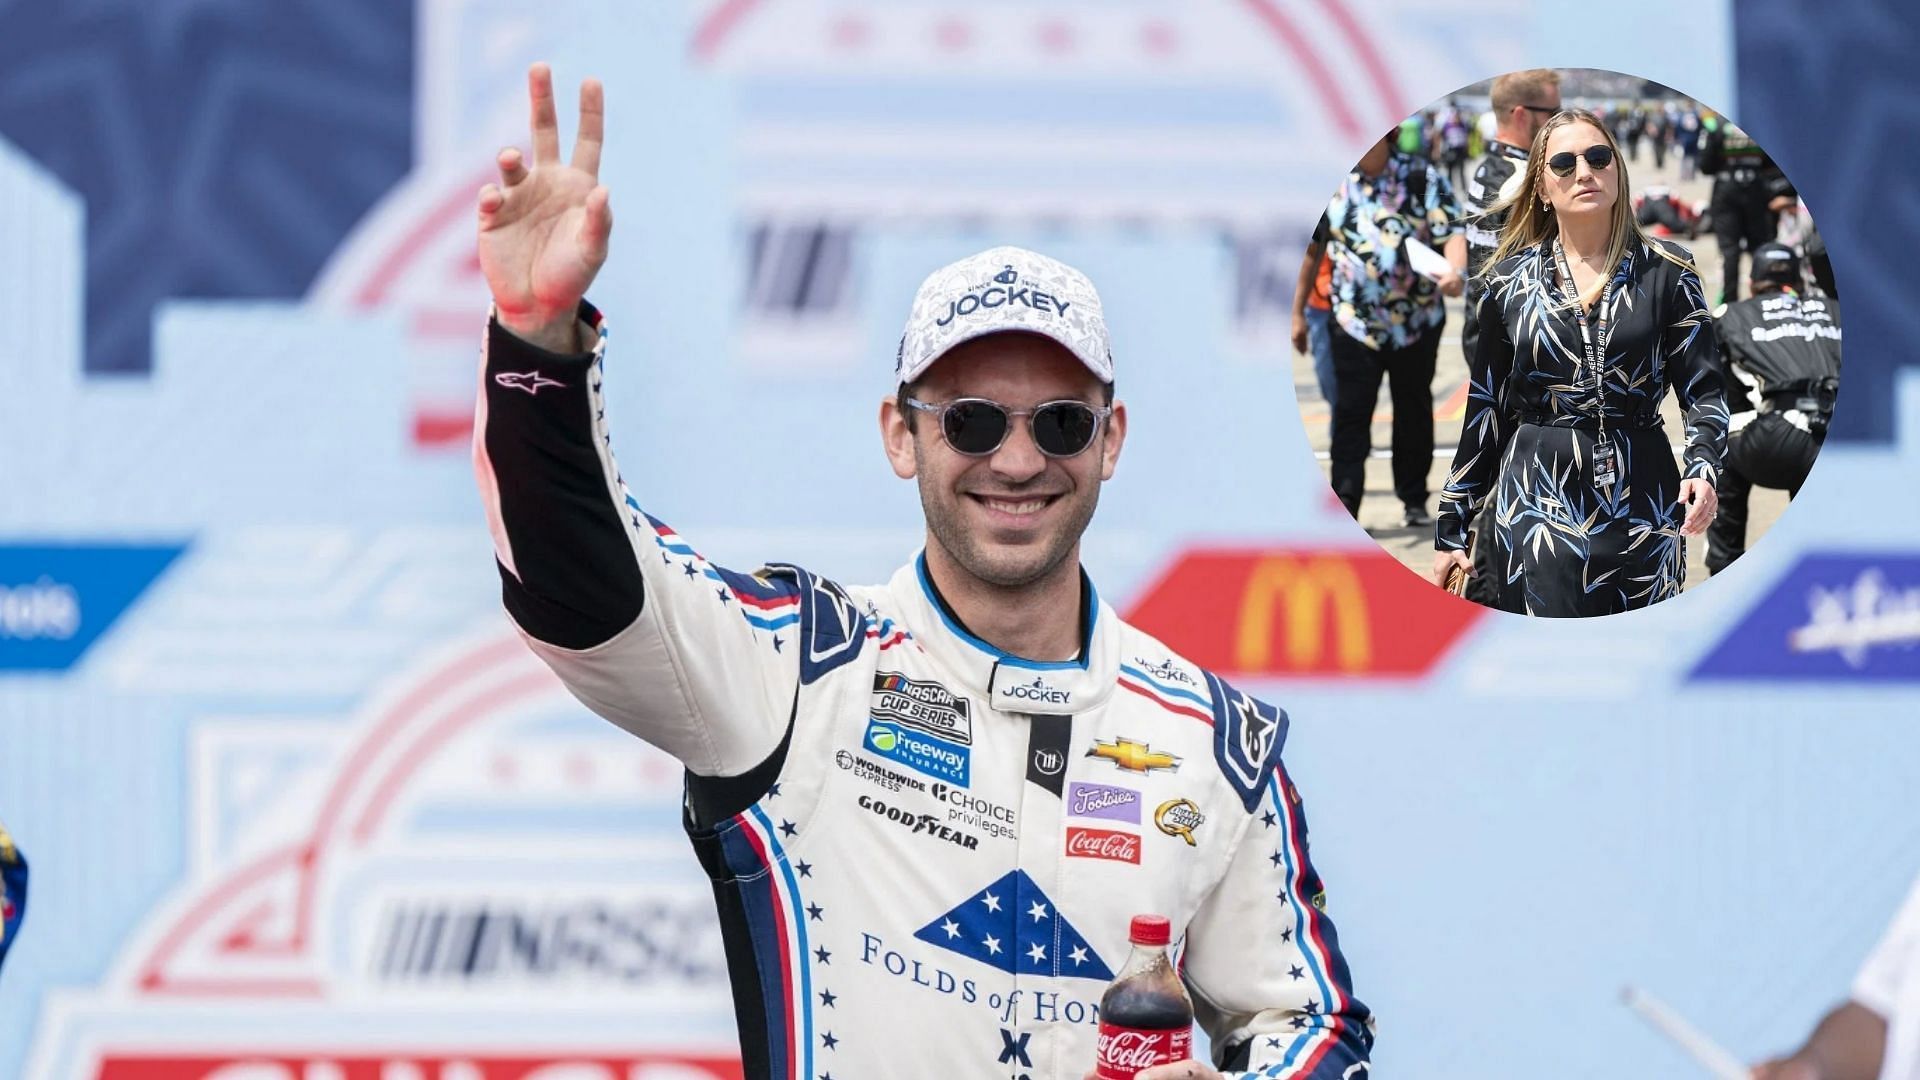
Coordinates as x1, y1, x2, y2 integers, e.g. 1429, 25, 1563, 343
1235, 556, 1371, 673
1122, 546, 1485, 678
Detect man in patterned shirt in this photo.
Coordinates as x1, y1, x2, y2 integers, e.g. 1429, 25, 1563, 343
1313, 131, 1467, 527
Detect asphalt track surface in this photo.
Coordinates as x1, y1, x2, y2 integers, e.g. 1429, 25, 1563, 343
1293, 149, 1799, 600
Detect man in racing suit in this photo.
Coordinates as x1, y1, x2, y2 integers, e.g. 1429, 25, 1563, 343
471, 64, 1372, 1080
1705, 243, 1841, 575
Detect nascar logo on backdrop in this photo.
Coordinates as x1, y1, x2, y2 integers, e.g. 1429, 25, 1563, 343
24, 633, 743, 1078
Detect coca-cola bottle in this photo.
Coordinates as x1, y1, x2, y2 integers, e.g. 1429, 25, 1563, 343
1095, 914, 1194, 1079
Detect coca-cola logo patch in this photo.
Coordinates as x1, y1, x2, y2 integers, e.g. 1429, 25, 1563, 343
1094, 1024, 1192, 1079
1064, 826, 1140, 865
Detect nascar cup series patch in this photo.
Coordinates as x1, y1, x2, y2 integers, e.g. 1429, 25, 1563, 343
871, 672, 973, 745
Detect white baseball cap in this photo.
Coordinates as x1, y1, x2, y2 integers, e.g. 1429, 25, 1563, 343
894, 246, 1114, 387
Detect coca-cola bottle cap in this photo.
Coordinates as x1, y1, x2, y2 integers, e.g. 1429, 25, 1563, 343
1128, 914, 1171, 946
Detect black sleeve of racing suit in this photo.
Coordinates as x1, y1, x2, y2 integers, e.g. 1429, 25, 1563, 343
476, 302, 801, 782
484, 306, 799, 817
479, 307, 644, 649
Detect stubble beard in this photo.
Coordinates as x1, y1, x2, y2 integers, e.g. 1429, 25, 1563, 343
915, 447, 1101, 591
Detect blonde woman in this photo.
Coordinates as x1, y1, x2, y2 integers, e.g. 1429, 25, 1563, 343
1431, 109, 1728, 616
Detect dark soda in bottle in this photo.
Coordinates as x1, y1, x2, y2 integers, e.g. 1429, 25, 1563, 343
1095, 914, 1194, 1078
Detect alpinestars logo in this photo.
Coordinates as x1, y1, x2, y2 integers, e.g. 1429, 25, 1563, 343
1235, 694, 1277, 768
493, 371, 565, 395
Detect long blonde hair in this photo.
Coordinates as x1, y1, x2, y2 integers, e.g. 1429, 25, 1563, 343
1488, 108, 1694, 308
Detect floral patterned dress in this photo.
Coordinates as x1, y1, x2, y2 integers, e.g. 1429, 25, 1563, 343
1436, 237, 1730, 616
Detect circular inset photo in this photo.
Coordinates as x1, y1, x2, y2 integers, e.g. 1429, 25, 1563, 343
1291, 68, 1840, 617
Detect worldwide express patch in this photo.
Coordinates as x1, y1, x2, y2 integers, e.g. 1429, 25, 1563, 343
864, 720, 971, 787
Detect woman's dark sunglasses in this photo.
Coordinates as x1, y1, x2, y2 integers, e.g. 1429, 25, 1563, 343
1546, 145, 1615, 177
904, 397, 1111, 458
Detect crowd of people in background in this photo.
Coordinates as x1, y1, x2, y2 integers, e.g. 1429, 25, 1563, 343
1391, 92, 1835, 306
1401, 95, 1709, 188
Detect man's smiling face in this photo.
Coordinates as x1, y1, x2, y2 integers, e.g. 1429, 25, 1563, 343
884, 331, 1125, 590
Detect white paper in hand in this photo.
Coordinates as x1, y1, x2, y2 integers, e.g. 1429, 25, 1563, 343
1404, 237, 1454, 282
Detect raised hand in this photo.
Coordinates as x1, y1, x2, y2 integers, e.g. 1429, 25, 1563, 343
478, 63, 611, 352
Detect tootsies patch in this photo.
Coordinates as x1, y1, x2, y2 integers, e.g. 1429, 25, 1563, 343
1066, 782, 1140, 824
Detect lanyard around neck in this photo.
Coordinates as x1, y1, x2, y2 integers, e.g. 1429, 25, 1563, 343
1553, 239, 1617, 433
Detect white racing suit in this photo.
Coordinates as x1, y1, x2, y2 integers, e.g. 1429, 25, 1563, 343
473, 304, 1374, 1079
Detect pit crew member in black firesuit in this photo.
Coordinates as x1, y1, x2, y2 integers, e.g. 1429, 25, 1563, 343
1698, 117, 1797, 304
1705, 242, 1842, 574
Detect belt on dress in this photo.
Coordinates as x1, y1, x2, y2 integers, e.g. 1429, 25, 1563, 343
1516, 411, 1662, 431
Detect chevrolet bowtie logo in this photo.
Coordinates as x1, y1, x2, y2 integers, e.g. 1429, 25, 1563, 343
1087, 738, 1180, 775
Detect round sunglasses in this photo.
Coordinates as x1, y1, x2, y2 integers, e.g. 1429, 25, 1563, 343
1546, 144, 1615, 177
904, 397, 1111, 458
